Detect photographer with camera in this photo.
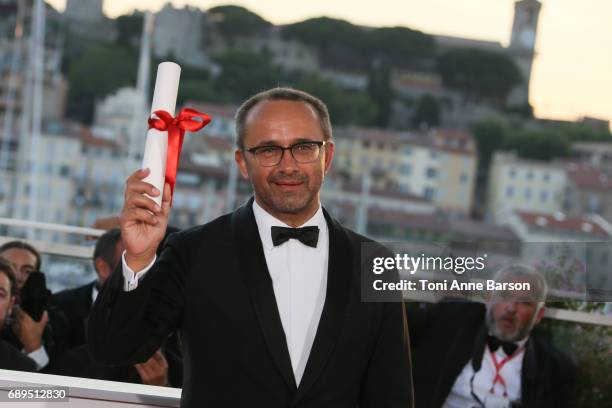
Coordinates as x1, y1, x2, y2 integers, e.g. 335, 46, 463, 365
0, 257, 37, 371
0, 241, 69, 372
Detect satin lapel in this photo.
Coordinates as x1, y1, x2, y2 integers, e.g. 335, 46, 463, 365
433, 317, 486, 407
231, 198, 297, 391
80, 282, 95, 317
520, 336, 538, 408
292, 209, 352, 404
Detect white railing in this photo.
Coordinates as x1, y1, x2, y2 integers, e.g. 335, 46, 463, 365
1, 217, 611, 330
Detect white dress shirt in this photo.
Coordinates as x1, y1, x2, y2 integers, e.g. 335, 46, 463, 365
25, 345, 49, 371
443, 337, 528, 408
122, 200, 329, 385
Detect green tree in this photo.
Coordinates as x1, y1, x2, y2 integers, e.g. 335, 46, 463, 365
438, 48, 522, 104
504, 128, 570, 160
412, 94, 441, 129
115, 13, 143, 48
366, 26, 436, 61
295, 74, 377, 126
471, 118, 509, 173
282, 17, 366, 52
208, 5, 271, 38
367, 60, 393, 127
66, 44, 138, 123
213, 50, 283, 102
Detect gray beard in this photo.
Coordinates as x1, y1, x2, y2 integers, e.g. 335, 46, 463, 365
485, 305, 539, 342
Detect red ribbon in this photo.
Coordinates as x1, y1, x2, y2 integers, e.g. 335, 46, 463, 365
148, 108, 211, 205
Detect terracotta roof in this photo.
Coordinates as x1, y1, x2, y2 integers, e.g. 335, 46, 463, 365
516, 210, 610, 237
335, 126, 432, 148
567, 163, 612, 191
81, 128, 120, 149
434, 129, 476, 155
205, 135, 234, 151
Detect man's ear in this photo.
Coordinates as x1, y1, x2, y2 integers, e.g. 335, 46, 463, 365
323, 141, 335, 173
534, 304, 546, 325
235, 149, 250, 179
8, 295, 15, 312
95, 258, 111, 283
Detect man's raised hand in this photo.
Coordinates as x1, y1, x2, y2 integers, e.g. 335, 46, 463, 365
120, 168, 172, 271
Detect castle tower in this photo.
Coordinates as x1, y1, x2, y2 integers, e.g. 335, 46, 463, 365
507, 0, 541, 107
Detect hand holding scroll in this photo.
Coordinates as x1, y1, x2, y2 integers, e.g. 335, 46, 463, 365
120, 168, 171, 272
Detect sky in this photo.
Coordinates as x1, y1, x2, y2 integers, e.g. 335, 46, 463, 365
46, 0, 612, 129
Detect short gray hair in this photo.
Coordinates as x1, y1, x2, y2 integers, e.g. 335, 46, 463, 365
492, 264, 548, 303
234, 87, 332, 149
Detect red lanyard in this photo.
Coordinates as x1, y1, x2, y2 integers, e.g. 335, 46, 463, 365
488, 347, 524, 397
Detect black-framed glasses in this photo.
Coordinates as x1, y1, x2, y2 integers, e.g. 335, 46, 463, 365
245, 141, 327, 167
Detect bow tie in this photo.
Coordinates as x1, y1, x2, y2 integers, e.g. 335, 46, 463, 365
271, 226, 319, 248
487, 335, 518, 356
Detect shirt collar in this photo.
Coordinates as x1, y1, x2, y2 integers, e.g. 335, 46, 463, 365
252, 198, 327, 251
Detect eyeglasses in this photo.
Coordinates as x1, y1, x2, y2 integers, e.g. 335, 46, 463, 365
245, 141, 326, 167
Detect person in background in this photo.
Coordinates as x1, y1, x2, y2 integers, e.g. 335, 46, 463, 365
52, 229, 182, 387
0, 241, 69, 372
0, 258, 36, 371
408, 264, 577, 408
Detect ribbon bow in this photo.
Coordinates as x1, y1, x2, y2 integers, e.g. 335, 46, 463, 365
148, 108, 211, 204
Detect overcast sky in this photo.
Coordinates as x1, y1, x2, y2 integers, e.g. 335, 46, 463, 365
46, 0, 612, 128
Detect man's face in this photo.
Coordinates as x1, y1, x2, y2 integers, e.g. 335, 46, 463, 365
235, 100, 334, 220
0, 272, 15, 328
0, 248, 37, 289
486, 293, 545, 342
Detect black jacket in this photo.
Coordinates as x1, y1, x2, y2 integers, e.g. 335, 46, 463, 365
0, 337, 37, 371
407, 301, 577, 408
52, 281, 183, 386
88, 198, 414, 407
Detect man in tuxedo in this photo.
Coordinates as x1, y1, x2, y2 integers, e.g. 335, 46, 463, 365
0, 258, 36, 371
89, 87, 413, 407
408, 264, 577, 408
52, 228, 181, 387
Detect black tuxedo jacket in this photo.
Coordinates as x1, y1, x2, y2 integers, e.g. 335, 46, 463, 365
52, 281, 183, 386
52, 281, 95, 349
88, 198, 413, 407
0, 338, 37, 371
407, 301, 577, 408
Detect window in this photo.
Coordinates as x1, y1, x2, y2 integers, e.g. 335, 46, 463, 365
508, 168, 516, 178
400, 164, 412, 175
524, 188, 532, 200
506, 186, 514, 198
540, 190, 549, 202
424, 187, 436, 200
460, 172, 469, 184
543, 173, 551, 182
425, 167, 437, 179
429, 150, 438, 159
527, 170, 534, 180
587, 194, 600, 213
60, 165, 71, 178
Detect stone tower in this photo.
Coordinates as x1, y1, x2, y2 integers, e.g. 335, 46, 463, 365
507, 0, 542, 107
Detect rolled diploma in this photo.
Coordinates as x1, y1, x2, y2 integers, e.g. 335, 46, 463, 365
141, 62, 181, 206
